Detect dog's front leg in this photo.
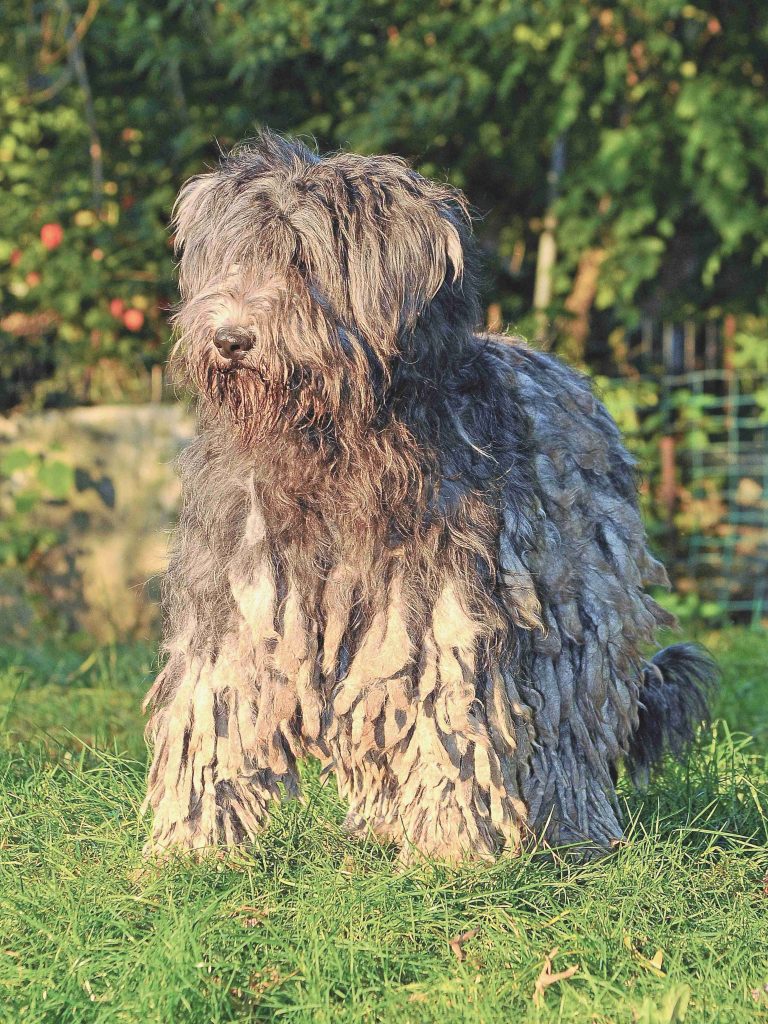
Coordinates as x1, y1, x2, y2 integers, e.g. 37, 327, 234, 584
142, 636, 303, 856
142, 492, 307, 857
329, 577, 533, 864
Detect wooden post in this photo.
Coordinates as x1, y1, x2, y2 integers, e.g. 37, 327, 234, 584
640, 317, 653, 363
533, 214, 557, 341
704, 320, 718, 369
723, 313, 736, 372
486, 302, 503, 334
659, 435, 677, 524
151, 363, 163, 403
533, 135, 566, 345
684, 320, 696, 371
662, 322, 673, 372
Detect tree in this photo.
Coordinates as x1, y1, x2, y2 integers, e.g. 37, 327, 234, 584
1, 0, 766, 408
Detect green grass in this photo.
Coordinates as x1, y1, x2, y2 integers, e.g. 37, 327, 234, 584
0, 631, 766, 1023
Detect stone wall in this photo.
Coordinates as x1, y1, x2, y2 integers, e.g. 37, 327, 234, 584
0, 404, 194, 643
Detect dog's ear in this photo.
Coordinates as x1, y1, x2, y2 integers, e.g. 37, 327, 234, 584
341, 169, 475, 352
399, 197, 466, 304
440, 217, 466, 290
172, 173, 221, 298
172, 173, 217, 254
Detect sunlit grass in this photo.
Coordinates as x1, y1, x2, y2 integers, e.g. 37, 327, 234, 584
0, 630, 766, 1023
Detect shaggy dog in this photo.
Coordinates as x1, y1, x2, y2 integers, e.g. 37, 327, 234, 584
143, 131, 715, 862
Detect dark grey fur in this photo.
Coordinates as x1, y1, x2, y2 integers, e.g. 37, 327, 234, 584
628, 643, 718, 785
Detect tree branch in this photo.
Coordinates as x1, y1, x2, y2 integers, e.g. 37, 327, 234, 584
60, 0, 103, 210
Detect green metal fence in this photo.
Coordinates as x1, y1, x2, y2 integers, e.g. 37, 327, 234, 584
600, 369, 768, 622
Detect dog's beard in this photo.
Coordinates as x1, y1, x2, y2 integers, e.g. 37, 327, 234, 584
196, 356, 339, 445
205, 362, 329, 436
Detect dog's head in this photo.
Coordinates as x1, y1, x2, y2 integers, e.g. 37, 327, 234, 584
171, 131, 478, 439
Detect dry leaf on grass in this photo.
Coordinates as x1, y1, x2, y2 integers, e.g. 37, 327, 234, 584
449, 928, 480, 962
533, 947, 579, 1006
623, 935, 666, 977
231, 904, 271, 928
229, 967, 295, 1008
408, 991, 428, 1004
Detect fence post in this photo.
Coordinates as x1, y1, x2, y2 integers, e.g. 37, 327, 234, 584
662, 322, 673, 373
704, 320, 718, 369
486, 303, 502, 334
659, 434, 677, 526
150, 364, 163, 403
640, 317, 653, 364
684, 320, 696, 371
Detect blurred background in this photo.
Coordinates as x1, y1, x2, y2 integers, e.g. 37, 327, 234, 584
1, 0, 766, 643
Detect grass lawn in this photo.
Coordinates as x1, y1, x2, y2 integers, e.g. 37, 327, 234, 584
0, 630, 766, 1023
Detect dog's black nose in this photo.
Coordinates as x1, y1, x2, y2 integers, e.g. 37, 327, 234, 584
213, 327, 253, 360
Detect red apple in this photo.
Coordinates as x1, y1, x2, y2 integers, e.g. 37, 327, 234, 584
123, 308, 144, 331
109, 298, 125, 318
40, 223, 64, 250
26, 272, 41, 287
9, 249, 21, 266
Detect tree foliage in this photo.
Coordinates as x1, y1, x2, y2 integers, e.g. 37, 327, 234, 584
1, 0, 767, 408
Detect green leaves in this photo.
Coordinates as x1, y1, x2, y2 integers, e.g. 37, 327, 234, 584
0, 448, 35, 475
37, 460, 75, 501
1, 0, 767, 405
0, 448, 76, 566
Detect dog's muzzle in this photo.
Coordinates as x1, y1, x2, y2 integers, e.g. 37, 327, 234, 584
213, 326, 253, 361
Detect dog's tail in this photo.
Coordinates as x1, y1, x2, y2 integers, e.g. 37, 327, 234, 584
626, 643, 718, 784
